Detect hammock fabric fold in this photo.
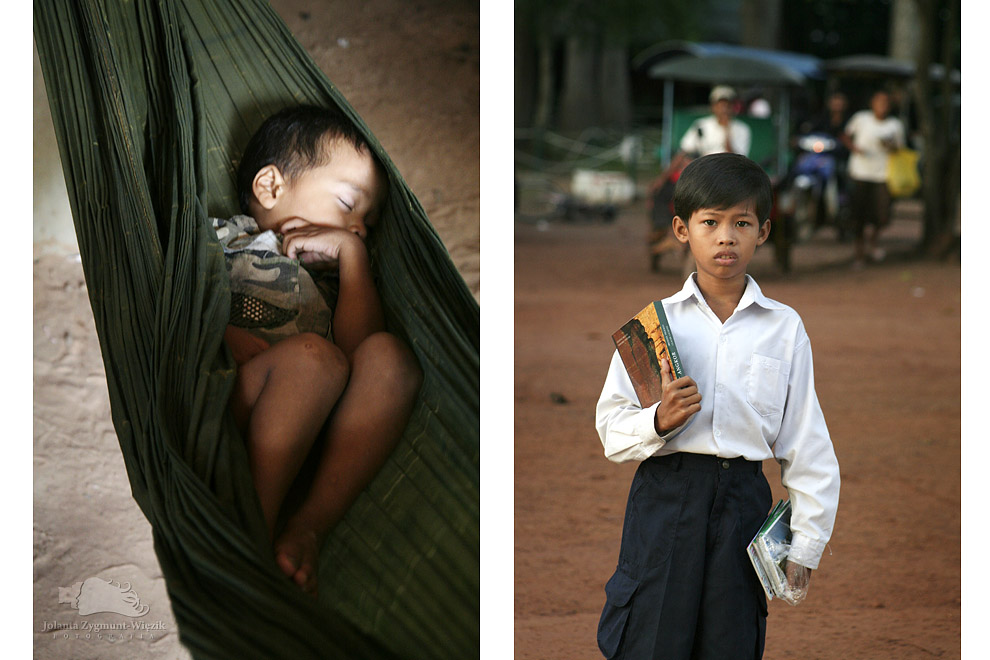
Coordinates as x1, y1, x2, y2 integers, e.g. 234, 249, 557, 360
34, 1, 479, 658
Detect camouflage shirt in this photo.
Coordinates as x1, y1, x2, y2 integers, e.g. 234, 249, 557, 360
212, 215, 339, 346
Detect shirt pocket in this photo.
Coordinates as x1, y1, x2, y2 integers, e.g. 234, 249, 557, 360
746, 353, 790, 417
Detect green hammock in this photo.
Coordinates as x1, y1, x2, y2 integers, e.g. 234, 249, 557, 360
34, 1, 479, 658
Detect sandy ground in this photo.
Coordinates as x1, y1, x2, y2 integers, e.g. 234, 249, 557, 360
514, 199, 960, 659
33, 1, 478, 658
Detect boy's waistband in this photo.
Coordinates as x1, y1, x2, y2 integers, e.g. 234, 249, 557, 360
645, 452, 763, 475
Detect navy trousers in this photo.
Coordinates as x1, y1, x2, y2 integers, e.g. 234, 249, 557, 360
598, 452, 772, 660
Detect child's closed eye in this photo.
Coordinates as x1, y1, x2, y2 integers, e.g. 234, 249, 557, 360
338, 198, 354, 211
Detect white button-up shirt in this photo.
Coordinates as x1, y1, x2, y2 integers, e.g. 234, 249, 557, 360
596, 275, 839, 569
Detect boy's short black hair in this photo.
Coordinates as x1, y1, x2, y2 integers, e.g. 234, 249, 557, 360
236, 104, 376, 213
673, 152, 773, 223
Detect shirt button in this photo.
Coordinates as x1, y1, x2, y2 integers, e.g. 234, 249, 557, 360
714, 429, 721, 438
721, 460, 731, 470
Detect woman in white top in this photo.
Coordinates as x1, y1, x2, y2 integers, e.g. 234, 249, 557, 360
842, 90, 906, 267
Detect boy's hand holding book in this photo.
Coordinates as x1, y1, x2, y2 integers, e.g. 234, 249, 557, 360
748, 500, 815, 606
653, 358, 701, 435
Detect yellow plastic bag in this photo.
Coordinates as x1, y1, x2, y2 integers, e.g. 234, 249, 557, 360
887, 148, 921, 198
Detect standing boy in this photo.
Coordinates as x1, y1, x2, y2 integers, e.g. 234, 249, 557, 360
596, 153, 839, 659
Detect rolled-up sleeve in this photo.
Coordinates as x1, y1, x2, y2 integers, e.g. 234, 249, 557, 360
596, 351, 679, 463
772, 336, 840, 570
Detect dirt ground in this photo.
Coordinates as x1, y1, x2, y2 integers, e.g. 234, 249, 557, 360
514, 199, 960, 659
33, 1, 477, 658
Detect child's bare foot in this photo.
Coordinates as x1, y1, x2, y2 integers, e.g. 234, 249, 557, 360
274, 524, 321, 596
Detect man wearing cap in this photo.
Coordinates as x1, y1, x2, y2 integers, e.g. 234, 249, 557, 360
679, 85, 751, 157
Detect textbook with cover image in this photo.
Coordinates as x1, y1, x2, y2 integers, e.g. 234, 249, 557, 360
611, 301, 684, 408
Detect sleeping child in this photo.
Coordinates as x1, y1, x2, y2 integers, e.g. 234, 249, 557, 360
214, 104, 422, 596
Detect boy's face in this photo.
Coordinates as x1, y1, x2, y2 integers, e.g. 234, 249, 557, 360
252, 140, 385, 239
672, 200, 770, 283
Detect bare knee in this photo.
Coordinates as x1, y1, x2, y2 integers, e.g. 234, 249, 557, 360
281, 332, 350, 383
352, 332, 423, 400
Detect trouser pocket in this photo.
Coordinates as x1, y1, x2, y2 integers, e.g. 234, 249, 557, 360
597, 568, 640, 659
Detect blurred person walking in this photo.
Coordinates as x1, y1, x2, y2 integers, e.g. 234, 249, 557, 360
842, 90, 906, 268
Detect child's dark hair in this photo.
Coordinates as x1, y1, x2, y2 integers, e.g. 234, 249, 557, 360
673, 153, 773, 222
236, 104, 377, 213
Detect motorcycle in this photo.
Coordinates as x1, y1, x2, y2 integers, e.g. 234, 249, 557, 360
777, 132, 848, 245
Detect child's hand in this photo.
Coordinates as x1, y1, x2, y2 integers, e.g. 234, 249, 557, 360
782, 559, 812, 606
281, 224, 366, 269
654, 357, 701, 435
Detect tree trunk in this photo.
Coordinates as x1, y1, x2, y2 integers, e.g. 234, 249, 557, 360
598, 44, 631, 128
912, 0, 940, 250
888, 0, 921, 62
935, 0, 960, 257
911, 0, 959, 256
740, 0, 783, 49
515, 16, 535, 128
532, 33, 556, 129
556, 34, 599, 131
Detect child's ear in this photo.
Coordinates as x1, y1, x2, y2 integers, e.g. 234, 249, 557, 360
252, 164, 286, 210
756, 219, 771, 245
672, 215, 690, 244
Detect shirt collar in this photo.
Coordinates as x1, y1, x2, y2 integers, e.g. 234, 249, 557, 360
668, 274, 787, 312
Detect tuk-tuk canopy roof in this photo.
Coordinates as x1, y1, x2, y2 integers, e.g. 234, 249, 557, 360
647, 55, 806, 86
825, 54, 960, 84
635, 41, 824, 85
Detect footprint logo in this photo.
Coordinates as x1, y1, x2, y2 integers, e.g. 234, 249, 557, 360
58, 577, 150, 617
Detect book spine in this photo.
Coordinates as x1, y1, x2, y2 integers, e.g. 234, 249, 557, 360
653, 301, 685, 379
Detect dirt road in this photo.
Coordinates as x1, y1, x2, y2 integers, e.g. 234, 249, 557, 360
514, 199, 960, 659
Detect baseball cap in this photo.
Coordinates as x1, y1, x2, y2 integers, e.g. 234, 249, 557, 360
709, 85, 737, 103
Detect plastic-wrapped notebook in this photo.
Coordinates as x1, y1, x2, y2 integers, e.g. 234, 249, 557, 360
611, 301, 684, 408
747, 499, 793, 600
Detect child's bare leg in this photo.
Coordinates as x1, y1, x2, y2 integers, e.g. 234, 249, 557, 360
230, 332, 349, 535
274, 331, 422, 593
